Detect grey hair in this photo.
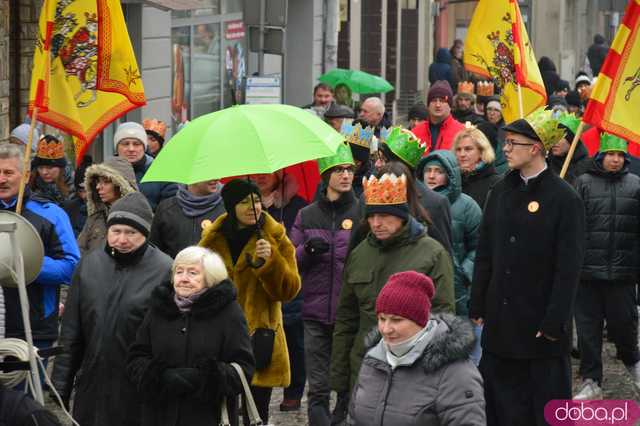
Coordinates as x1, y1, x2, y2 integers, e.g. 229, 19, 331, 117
172, 246, 228, 288
0, 144, 25, 172
363, 97, 385, 115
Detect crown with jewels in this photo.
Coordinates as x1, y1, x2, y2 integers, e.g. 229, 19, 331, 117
524, 107, 566, 150
340, 121, 374, 150
382, 127, 426, 168
457, 81, 475, 94
143, 118, 167, 139
476, 81, 495, 96
363, 173, 408, 205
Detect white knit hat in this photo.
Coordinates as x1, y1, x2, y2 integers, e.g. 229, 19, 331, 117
114, 122, 148, 149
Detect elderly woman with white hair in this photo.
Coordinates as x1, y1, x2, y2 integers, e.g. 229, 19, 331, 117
127, 246, 255, 426
451, 125, 502, 209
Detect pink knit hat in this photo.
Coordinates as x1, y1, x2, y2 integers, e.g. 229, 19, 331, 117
375, 271, 436, 327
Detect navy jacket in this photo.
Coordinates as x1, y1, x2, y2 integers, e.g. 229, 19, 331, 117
1, 195, 80, 340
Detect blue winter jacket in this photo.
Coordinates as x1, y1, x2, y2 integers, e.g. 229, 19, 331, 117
417, 150, 482, 315
1, 194, 80, 340
428, 48, 454, 89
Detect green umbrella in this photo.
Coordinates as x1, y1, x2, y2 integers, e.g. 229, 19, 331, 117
141, 104, 344, 184
319, 68, 394, 94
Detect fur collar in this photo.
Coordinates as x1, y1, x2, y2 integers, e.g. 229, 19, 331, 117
363, 314, 476, 374
150, 279, 237, 319
84, 160, 138, 215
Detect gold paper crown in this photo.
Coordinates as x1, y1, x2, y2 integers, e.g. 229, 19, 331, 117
36, 136, 65, 160
457, 81, 475, 94
143, 118, 167, 138
363, 173, 408, 205
476, 81, 495, 96
524, 107, 566, 150
341, 122, 374, 149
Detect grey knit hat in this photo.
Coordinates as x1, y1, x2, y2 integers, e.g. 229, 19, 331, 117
107, 192, 153, 237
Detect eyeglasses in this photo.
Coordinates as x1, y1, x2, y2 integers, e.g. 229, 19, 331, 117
332, 166, 355, 175
504, 139, 535, 149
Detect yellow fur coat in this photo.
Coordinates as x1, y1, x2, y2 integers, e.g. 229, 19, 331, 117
199, 212, 301, 388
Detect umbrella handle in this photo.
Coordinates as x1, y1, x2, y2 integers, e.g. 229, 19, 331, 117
246, 176, 265, 268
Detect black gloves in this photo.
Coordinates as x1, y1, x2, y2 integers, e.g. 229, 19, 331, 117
304, 237, 330, 255
161, 367, 202, 396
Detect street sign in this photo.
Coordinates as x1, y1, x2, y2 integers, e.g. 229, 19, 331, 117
225, 20, 245, 40
245, 76, 282, 104
248, 26, 285, 55
244, 0, 287, 27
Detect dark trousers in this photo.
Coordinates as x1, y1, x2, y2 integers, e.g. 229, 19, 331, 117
304, 320, 334, 426
575, 281, 640, 383
480, 351, 571, 426
283, 319, 306, 400
242, 386, 272, 425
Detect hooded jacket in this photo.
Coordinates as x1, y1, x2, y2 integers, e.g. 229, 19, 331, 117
78, 157, 138, 254
52, 244, 172, 426
548, 141, 592, 186
290, 190, 360, 325
1, 194, 80, 340
575, 158, 640, 283
330, 217, 454, 393
198, 212, 301, 388
417, 151, 482, 316
127, 280, 255, 426
428, 48, 454, 89
348, 314, 485, 426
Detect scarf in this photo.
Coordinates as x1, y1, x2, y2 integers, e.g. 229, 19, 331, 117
105, 241, 149, 267
174, 287, 208, 313
176, 184, 223, 217
221, 213, 264, 265
384, 321, 436, 368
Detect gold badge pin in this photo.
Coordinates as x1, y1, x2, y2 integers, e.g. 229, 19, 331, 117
528, 201, 540, 213
201, 219, 212, 229
342, 219, 353, 230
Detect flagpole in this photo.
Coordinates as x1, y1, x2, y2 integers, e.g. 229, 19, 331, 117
559, 121, 586, 179
517, 83, 524, 119
16, 107, 39, 215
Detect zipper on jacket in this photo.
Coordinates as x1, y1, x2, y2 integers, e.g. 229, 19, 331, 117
608, 181, 616, 281
328, 207, 336, 323
378, 368, 395, 426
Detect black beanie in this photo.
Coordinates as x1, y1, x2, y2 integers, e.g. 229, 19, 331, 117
107, 192, 153, 237
365, 203, 410, 220
221, 179, 261, 214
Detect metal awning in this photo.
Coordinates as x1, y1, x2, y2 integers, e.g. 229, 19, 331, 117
122, 0, 207, 11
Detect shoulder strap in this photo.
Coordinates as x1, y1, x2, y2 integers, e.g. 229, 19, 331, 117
219, 363, 262, 426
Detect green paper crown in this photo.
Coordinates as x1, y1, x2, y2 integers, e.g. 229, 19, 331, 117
317, 142, 355, 174
384, 127, 426, 168
557, 113, 581, 136
524, 107, 566, 150
599, 133, 627, 153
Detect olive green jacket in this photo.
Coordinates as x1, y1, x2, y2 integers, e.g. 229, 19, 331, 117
330, 217, 454, 393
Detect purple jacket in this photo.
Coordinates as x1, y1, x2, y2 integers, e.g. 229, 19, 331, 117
290, 191, 360, 324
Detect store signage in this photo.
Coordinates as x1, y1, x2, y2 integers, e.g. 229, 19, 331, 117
245, 77, 281, 104
225, 20, 245, 40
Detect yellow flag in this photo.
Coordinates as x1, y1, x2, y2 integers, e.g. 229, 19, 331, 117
463, 0, 547, 123
28, 0, 146, 163
583, 0, 640, 144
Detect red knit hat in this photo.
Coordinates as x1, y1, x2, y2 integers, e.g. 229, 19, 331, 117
427, 80, 454, 107
375, 271, 436, 327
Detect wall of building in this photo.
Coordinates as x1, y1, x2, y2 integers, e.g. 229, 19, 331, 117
0, 0, 9, 142
284, 0, 319, 106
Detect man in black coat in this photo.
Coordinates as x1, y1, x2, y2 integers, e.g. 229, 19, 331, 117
469, 108, 585, 426
150, 179, 225, 258
573, 134, 640, 399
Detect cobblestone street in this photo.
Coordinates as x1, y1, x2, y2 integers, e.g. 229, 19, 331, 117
48, 337, 640, 426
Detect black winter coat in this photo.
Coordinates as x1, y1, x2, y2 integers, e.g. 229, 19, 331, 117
150, 196, 226, 258
461, 164, 502, 209
127, 280, 255, 426
575, 162, 640, 283
469, 169, 585, 359
52, 245, 172, 426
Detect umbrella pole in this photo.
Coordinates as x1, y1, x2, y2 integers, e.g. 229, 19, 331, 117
245, 176, 266, 268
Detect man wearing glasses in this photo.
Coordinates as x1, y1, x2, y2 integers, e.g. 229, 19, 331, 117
469, 107, 586, 426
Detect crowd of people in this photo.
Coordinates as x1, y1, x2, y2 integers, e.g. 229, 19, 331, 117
0, 33, 639, 426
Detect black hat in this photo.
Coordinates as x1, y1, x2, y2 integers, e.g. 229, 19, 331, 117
408, 103, 428, 121
74, 155, 93, 190
107, 192, 153, 237
565, 90, 581, 107
547, 95, 569, 110
221, 179, 261, 213
502, 119, 540, 142
324, 103, 355, 119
